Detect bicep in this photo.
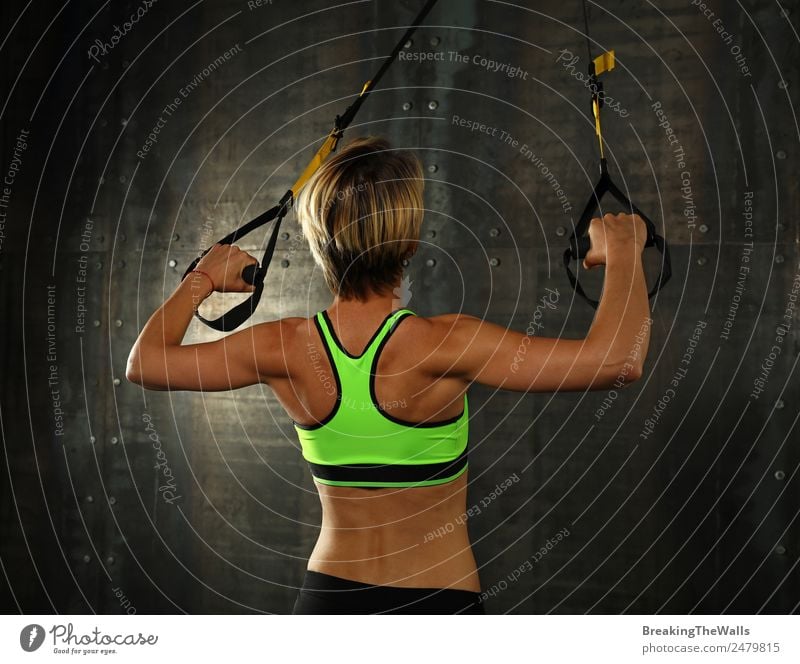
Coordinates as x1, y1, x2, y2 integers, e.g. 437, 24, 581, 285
127, 321, 287, 391
445, 315, 621, 392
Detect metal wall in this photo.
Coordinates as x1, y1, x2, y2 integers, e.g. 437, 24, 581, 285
1, 0, 798, 614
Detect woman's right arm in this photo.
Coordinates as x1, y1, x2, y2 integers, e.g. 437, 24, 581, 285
436, 212, 651, 392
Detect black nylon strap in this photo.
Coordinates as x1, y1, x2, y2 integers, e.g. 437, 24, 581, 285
564, 159, 672, 310
184, 0, 440, 331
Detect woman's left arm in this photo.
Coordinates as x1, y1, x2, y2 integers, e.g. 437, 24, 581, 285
126, 244, 283, 391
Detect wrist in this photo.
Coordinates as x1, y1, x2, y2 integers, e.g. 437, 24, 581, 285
185, 270, 215, 302
606, 244, 643, 268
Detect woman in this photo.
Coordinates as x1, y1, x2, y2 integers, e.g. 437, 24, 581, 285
126, 136, 651, 614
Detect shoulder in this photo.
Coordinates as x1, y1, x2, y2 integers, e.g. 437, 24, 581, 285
247, 316, 315, 379
393, 312, 489, 360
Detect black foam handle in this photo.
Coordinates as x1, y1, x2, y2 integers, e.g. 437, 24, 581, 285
242, 263, 260, 285
570, 236, 592, 260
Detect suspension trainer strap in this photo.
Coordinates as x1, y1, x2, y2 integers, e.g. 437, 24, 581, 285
564, 0, 671, 309
182, 0, 440, 331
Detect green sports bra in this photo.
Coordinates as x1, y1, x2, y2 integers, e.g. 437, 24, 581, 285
293, 308, 469, 488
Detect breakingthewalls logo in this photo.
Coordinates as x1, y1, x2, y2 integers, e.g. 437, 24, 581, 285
20, 624, 45, 652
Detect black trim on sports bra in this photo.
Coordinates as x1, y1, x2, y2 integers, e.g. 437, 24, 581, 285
307, 447, 468, 485
369, 313, 466, 428
321, 309, 402, 359
292, 315, 342, 431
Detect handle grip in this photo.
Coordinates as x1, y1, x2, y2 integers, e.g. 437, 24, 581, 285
242, 263, 260, 285
569, 226, 656, 260
569, 236, 592, 259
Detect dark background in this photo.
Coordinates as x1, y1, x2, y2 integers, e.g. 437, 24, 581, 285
1, 0, 798, 614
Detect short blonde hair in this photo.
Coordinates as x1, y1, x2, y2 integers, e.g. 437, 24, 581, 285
296, 135, 424, 300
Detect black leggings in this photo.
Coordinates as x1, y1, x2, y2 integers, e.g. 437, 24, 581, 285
292, 569, 485, 615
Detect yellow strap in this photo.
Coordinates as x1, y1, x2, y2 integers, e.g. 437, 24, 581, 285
593, 49, 615, 75
289, 128, 342, 195
286, 79, 373, 200
590, 50, 614, 159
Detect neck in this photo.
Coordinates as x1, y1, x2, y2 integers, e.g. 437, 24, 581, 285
328, 281, 403, 319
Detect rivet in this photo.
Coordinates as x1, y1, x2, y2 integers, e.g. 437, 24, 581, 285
775, 254, 784, 263
428, 164, 438, 173
401, 258, 409, 267
699, 224, 708, 233
427, 230, 436, 239
774, 544, 786, 555
778, 80, 788, 90
280, 232, 290, 240
402, 101, 413, 111
555, 226, 566, 237
776, 150, 787, 160
83, 554, 91, 563
120, 233, 126, 242
89, 436, 96, 444
775, 399, 785, 409
173, 233, 180, 241
778, 223, 786, 232
428, 100, 439, 111
120, 118, 128, 126
86, 495, 94, 503
106, 556, 115, 565
99, 177, 105, 185
111, 436, 118, 445
117, 260, 126, 268
774, 470, 785, 480
404, 39, 413, 48
168, 259, 177, 268
426, 258, 436, 268
113, 378, 121, 386
93, 320, 101, 327
489, 228, 500, 237
430, 36, 440, 47
119, 175, 126, 184
114, 319, 123, 327
109, 496, 116, 505
95, 262, 103, 269
489, 257, 500, 267
697, 256, 707, 266
281, 259, 290, 268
